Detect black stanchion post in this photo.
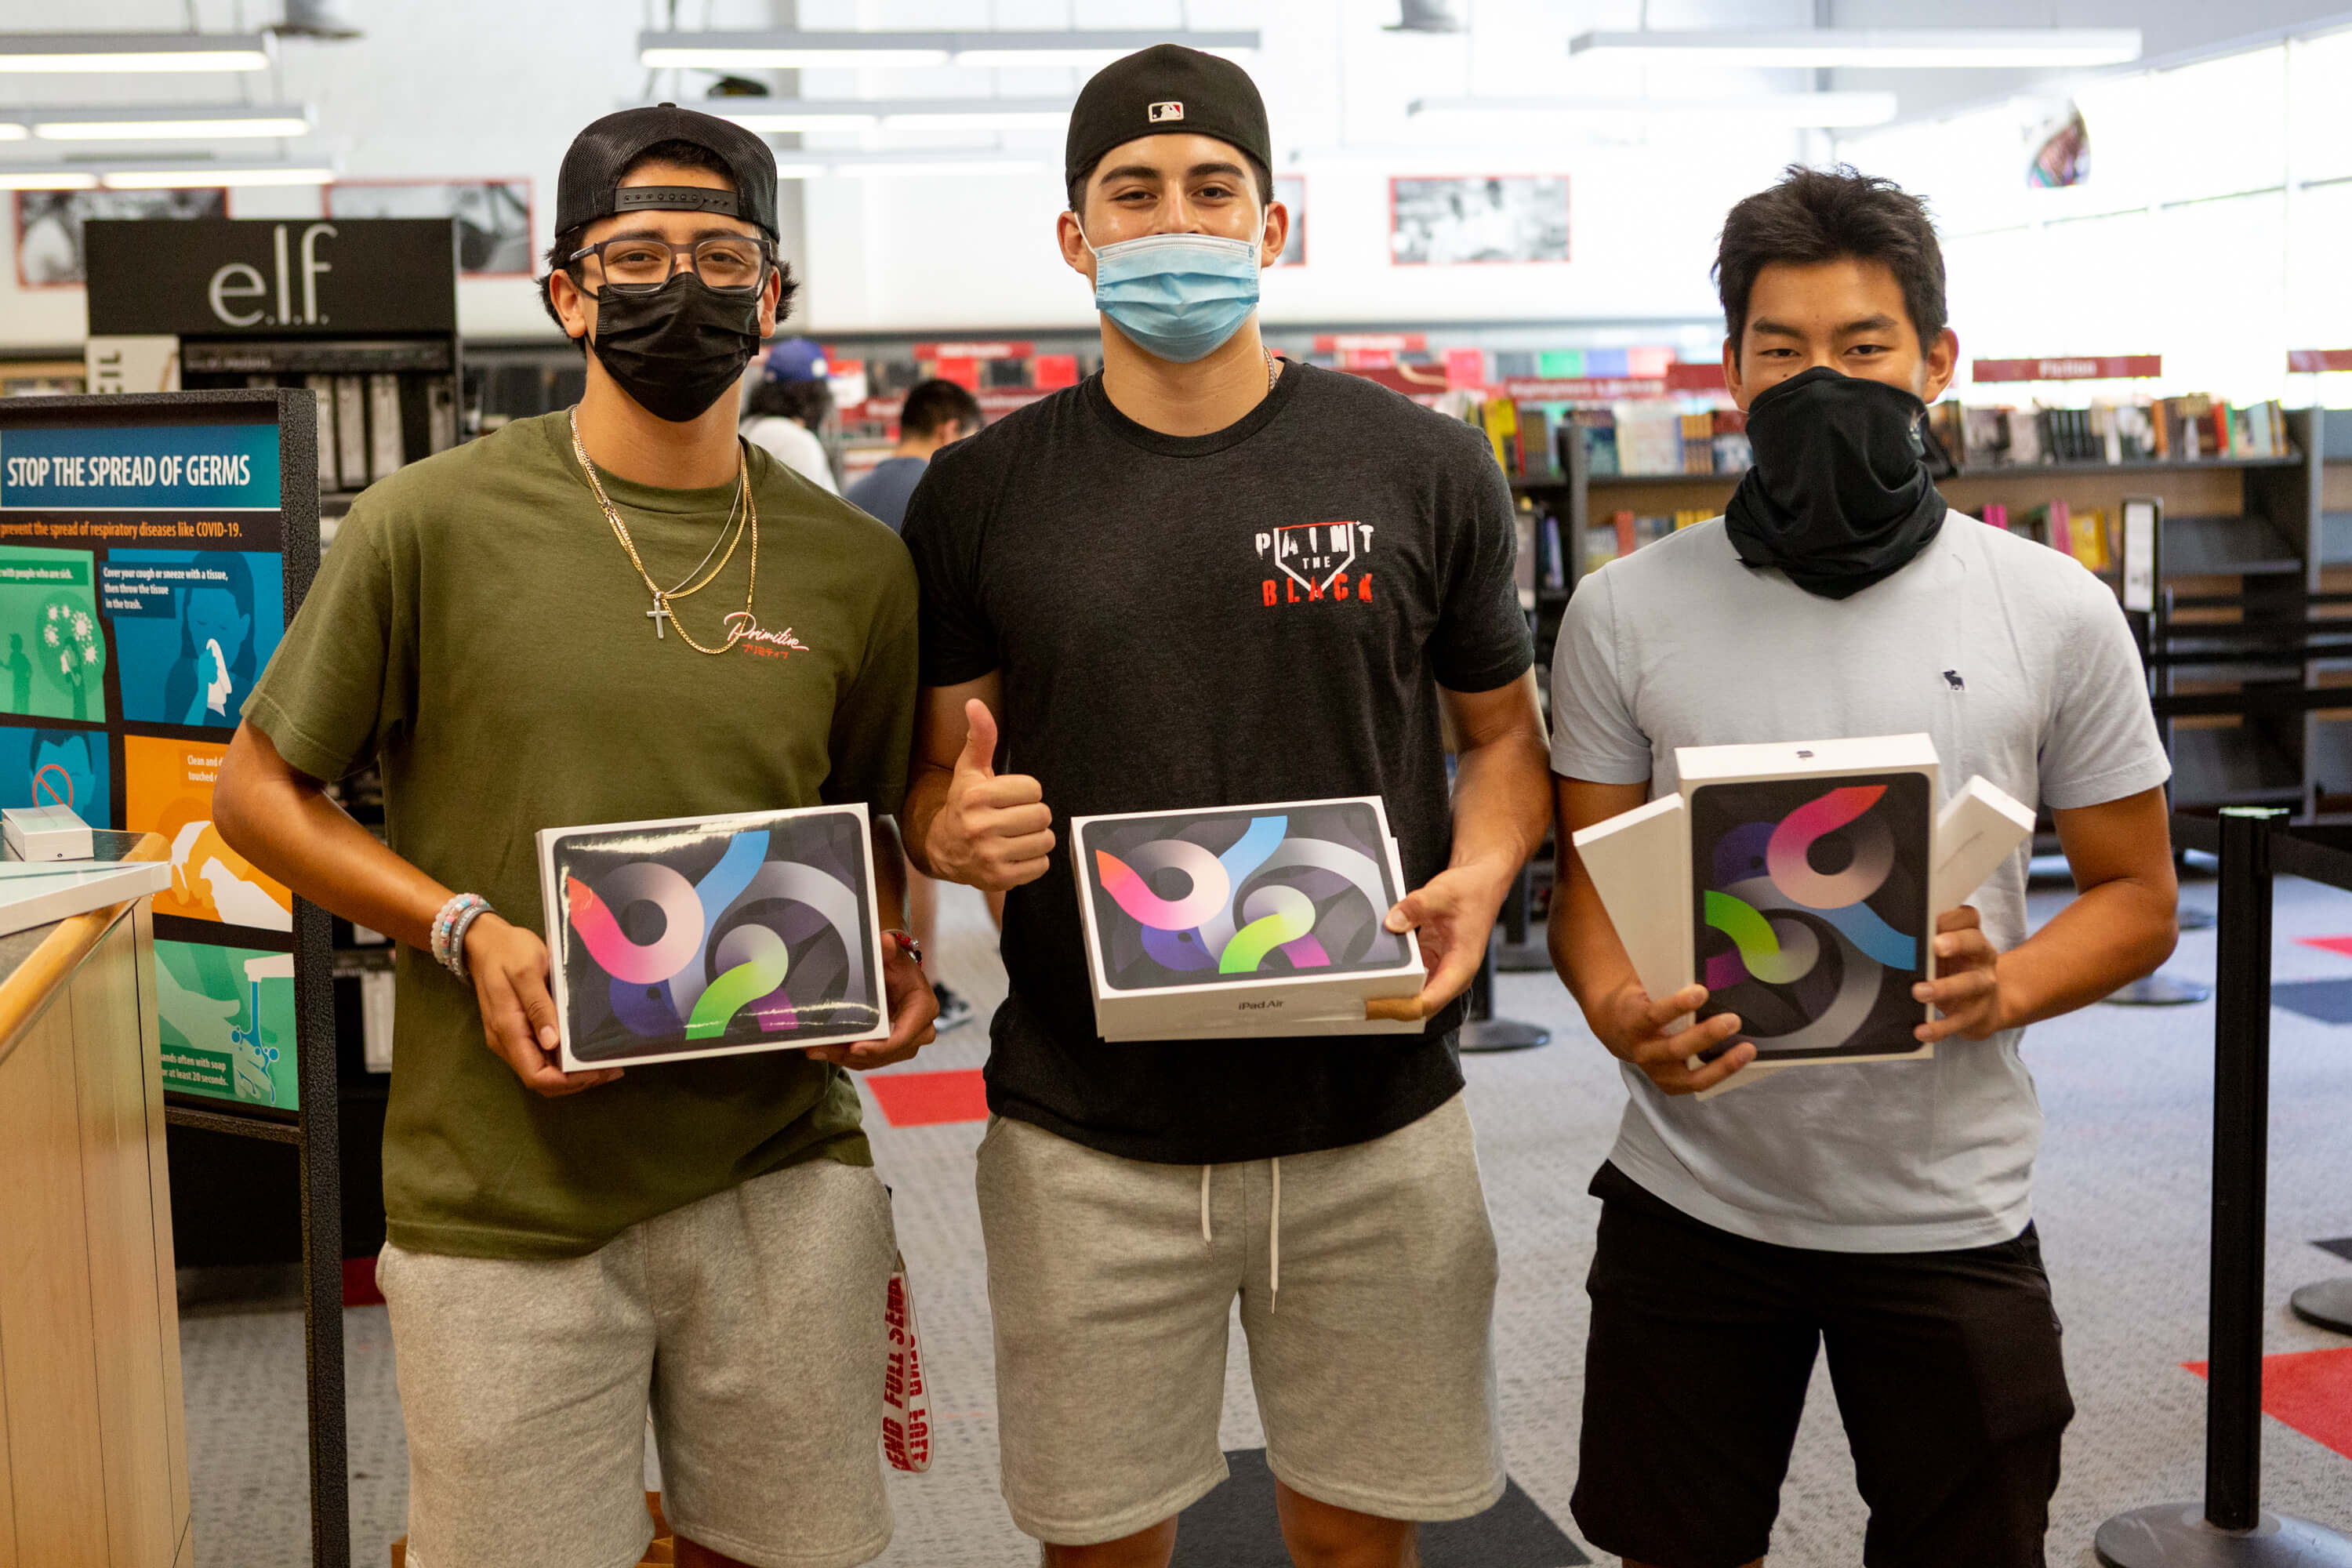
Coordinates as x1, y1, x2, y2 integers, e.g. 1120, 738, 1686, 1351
2207, 807, 2275, 1530
2095, 808, 2352, 1568
294, 895, 349, 1568
1457, 887, 1552, 1054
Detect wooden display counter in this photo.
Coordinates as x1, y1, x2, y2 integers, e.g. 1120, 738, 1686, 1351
0, 834, 192, 1567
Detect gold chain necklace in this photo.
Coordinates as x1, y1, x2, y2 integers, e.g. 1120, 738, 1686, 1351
568, 408, 757, 656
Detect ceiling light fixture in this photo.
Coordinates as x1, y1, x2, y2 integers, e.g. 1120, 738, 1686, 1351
0, 124, 26, 141
24, 105, 312, 140
640, 29, 1256, 70
100, 165, 333, 187
771, 151, 1047, 179
0, 32, 274, 72
0, 162, 336, 189
1408, 92, 1898, 128
700, 96, 1071, 133
0, 167, 95, 187
1566, 27, 2141, 68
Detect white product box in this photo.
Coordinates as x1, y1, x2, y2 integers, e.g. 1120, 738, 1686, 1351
538, 803, 888, 1071
1071, 797, 1425, 1040
1571, 735, 2032, 1095
4, 803, 93, 862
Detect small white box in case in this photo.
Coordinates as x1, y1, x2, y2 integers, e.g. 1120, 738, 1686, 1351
538, 803, 889, 1071
4, 804, 93, 862
1072, 797, 1425, 1040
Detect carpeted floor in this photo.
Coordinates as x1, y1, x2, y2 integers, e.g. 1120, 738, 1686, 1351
180, 864, 2352, 1567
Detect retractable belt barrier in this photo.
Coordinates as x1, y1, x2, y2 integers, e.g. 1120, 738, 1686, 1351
2094, 809, 2352, 1567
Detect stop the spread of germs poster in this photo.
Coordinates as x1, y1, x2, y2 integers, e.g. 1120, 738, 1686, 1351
0, 416, 299, 1110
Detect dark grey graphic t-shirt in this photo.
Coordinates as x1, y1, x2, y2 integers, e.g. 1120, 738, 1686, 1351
903, 362, 1532, 1164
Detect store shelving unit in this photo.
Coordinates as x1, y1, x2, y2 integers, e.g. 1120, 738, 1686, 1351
1515, 408, 2347, 817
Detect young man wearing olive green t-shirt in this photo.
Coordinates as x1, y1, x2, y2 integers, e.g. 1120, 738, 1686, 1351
215, 107, 936, 1568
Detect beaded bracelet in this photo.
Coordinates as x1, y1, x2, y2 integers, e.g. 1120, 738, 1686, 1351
432, 893, 492, 982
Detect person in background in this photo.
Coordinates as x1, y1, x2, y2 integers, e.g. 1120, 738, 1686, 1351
742, 336, 840, 493
903, 44, 1550, 1568
845, 376, 987, 1032
1547, 164, 2179, 1568
844, 376, 982, 531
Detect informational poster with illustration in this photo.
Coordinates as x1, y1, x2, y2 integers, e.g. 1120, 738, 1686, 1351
0, 546, 108, 723
0, 413, 299, 1110
104, 550, 285, 730
154, 937, 296, 1107
125, 734, 293, 932
0, 722, 111, 826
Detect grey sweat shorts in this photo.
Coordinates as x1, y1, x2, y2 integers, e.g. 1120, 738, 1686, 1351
381, 1156, 898, 1568
975, 1091, 1506, 1546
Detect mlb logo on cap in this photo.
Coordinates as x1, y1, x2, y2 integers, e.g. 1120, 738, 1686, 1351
1148, 100, 1185, 122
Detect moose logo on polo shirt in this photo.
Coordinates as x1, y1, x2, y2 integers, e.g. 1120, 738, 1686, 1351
1255, 522, 1376, 608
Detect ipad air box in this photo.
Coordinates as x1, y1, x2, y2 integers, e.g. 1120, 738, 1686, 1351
1071, 797, 1425, 1040
1681, 735, 1941, 1072
538, 804, 888, 1071
1571, 735, 2034, 1095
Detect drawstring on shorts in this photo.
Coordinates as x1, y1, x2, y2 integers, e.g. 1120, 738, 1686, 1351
1197, 1160, 1283, 1311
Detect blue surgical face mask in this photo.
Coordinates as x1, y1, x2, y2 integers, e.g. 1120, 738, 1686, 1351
1080, 223, 1265, 364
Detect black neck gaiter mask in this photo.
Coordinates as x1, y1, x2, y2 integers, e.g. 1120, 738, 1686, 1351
1723, 365, 1947, 601
588, 273, 763, 424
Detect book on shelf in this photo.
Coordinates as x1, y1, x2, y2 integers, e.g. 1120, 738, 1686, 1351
1577, 409, 1618, 476
1929, 393, 2293, 468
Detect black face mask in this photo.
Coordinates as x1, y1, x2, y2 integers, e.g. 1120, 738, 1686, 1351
587, 272, 764, 424
1723, 365, 1947, 601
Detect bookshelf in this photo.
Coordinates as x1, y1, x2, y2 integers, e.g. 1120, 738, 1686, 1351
1515, 408, 2351, 817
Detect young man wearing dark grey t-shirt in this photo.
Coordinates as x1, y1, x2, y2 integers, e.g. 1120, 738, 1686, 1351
902, 45, 1550, 1568
1548, 166, 2180, 1568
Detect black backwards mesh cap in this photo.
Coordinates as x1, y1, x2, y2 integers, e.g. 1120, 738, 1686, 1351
555, 102, 779, 241
1063, 44, 1272, 195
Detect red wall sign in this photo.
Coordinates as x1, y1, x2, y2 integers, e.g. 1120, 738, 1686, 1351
1314, 332, 1427, 354
1972, 354, 2161, 382
912, 340, 1033, 360
1501, 377, 1667, 401
2289, 349, 2352, 373
1665, 361, 1730, 393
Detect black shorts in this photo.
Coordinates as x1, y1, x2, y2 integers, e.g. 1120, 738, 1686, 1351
1570, 1163, 2074, 1568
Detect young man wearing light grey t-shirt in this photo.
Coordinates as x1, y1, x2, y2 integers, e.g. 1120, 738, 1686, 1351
1547, 166, 2180, 1568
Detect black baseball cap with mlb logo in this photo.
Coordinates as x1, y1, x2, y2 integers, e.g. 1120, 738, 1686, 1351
1063, 44, 1273, 196
557, 102, 779, 241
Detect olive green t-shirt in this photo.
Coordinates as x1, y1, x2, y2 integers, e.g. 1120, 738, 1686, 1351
244, 411, 917, 1261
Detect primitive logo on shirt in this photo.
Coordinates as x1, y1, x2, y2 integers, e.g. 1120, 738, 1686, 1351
1256, 522, 1374, 607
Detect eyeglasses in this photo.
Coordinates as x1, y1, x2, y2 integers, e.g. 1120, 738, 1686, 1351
568, 234, 772, 294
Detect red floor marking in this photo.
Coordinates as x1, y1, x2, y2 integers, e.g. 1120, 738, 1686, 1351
866, 1068, 990, 1127
2297, 936, 2352, 960
2185, 1347, 2352, 1461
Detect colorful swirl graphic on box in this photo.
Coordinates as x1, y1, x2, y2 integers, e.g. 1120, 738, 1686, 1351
1693, 775, 1928, 1058
1083, 803, 1409, 991
557, 813, 879, 1061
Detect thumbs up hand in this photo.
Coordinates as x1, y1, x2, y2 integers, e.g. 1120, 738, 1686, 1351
925, 699, 1055, 891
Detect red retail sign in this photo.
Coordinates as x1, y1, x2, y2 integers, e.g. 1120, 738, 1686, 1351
2288, 349, 2352, 373
1972, 354, 2161, 382
912, 341, 1033, 359
1501, 377, 1667, 401
1313, 332, 1428, 353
